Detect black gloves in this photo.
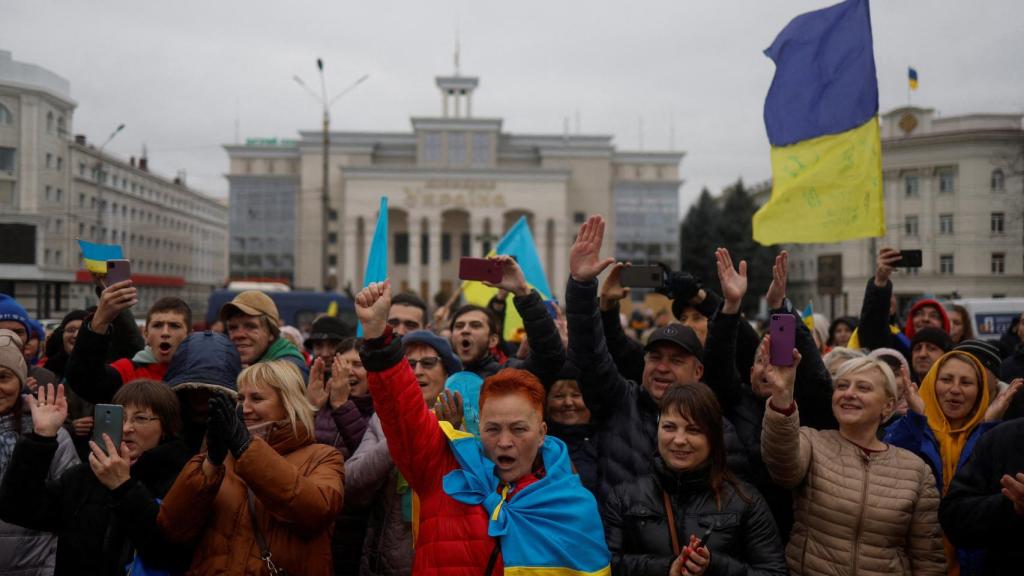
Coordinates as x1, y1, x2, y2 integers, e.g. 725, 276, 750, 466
206, 394, 251, 463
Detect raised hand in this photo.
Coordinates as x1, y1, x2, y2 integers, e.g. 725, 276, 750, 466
874, 247, 902, 288
355, 280, 392, 339
569, 215, 615, 283
205, 394, 230, 466
1000, 473, 1024, 516
985, 378, 1024, 422
88, 434, 131, 490
487, 255, 530, 297
434, 389, 465, 431
765, 250, 789, 310
329, 354, 352, 408
762, 335, 802, 408
715, 247, 747, 314
599, 262, 632, 311
27, 383, 68, 438
91, 280, 138, 334
904, 381, 926, 416
212, 394, 251, 459
306, 358, 330, 410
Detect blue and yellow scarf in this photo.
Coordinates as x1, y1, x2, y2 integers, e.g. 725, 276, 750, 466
439, 422, 611, 576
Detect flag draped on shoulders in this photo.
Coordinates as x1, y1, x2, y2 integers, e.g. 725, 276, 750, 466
753, 0, 885, 245
438, 421, 611, 576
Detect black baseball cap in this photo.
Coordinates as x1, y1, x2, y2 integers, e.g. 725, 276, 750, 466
644, 324, 704, 362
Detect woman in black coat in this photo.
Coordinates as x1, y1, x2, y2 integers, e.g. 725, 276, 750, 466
544, 368, 599, 495
602, 382, 788, 576
0, 379, 192, 575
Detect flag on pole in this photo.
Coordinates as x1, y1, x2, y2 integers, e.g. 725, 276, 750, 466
752, 0, 885, 245
908, 67, 919, 90
462, 217, 551, 341
357, 196, 388, 336
801, 302, 815, 331
77, 240, 124, 274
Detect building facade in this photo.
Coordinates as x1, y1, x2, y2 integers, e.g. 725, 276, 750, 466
225, 71, 683, 302
0, 50, 228, 320
785, 106, 1024, 319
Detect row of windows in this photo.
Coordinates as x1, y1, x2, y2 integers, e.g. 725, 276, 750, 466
933, 253, 1008, 275
421, 132, 492, 166
78, 161, 216, 217
902, 168, 1008, 196
0, 106, 66, 133
903, 212, 1009, 236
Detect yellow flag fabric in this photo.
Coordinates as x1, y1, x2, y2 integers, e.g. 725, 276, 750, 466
753, 116, 884, 245
462, 280, 526, 342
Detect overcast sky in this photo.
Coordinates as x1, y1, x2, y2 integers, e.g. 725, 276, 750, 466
4, 0, 1022, 213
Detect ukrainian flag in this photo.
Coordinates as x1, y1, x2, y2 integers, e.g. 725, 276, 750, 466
801, 302, 815, 331
752, 0, 885, 246
908, 67, 919, 90
357, 196, 388, 336
77, 240, 124, 274
462, 217, 552, 341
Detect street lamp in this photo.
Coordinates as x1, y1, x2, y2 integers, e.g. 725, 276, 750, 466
94, 123, 126, 241
294, 61, 368, 290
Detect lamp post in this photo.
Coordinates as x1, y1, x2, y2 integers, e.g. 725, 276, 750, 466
294, 62, 368, 290
94, 123, 125, 241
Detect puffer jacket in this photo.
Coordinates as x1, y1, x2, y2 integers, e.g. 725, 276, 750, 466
761, 402, 947, 576
603, 457, 787, 576
345, 413, 413, 576
545, 420, 599, 496
360, 330, 500, 575
566, 277, 750, 501
0, 409, 78, 576
157, 422, 345, 576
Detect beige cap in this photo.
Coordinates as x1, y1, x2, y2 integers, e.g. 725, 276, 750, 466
218, 290, 281, 326
0, 329, 27, 387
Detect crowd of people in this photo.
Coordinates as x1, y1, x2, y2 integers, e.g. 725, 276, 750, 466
0, 213, 1023, 575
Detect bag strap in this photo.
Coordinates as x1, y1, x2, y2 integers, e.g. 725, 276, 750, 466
247, 489, 286, 575
661, 490, 681, 557
483, 540, 501, 576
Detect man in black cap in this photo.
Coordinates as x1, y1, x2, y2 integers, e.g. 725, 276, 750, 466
910, 327, 953, 383
305, 315, 355, 368
565, 214, 749, 501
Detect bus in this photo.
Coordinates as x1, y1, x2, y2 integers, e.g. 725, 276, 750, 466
206, 290, 357, 336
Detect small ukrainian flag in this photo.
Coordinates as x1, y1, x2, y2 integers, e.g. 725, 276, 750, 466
908, 67, 919, 90
77, 240, 123, 274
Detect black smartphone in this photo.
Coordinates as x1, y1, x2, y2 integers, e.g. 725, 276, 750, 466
897, 249, 922, 268
620, 265, 665, 289
92, 404, 123, 455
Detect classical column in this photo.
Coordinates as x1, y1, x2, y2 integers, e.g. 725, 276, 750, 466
428, 214, 442, 300
470, 215, 485, 257
534, 218, 549, 277
408, 217, 422, 296
552, 218, 569, 301
342, 215, 358, 291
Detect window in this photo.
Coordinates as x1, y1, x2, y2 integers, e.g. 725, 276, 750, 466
574, 212, 586, 224
327, 232, 337, 244
328, 254, 337, 266
421, 232, 429, 265
992, 253, 1006, 275
56, 188, 62, 203
394, 233, 409, 264
57, 116, 65, 135
78, 223, 84, 236
904, 175, 919, 197
0, 104, 11, 125
991, 169, 1005, 191
56, 156, 63, 170
328, 209, 338, 222
992, 212, 1005, 234
938, 168, 955, 193
79, 162, 85, 176
448, 132, 467, 165
940, 254, 954, 274
45, 185, 51, 201
471, 133, 491, 165
442, 233, 452, 262
904, 215, 919, 237
461, 232, 471, 257
46, 153, 53, 168
423, 132, 442, 163
46, 112, 53, 133
939, 213, 954, 235
79, 193, 85, 207
0, 147, 14, 174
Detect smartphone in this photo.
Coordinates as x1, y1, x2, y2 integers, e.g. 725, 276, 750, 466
897, 249, 922, 268
769, 314, 796, 367
92, 404, 123, 455
459, 257, 503, 284
105, 259, 132, 284
620, 264, 665, 289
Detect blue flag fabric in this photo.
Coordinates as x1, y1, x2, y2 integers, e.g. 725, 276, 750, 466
357, 196, 388, 336
445, 371, 483, 436
495, 217, 552, 299
439, 423, 611, 575
763, 0, 878, 146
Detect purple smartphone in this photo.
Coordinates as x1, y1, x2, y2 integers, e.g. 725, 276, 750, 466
769, 314, 796, 367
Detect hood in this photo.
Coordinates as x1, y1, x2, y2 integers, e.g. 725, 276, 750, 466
260, 337, 305, 364
164, 331, 241, 397
904, 299, 951, 338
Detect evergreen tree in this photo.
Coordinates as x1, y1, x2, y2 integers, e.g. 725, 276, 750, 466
715, 179, 775, 315
678, 187, 721, 291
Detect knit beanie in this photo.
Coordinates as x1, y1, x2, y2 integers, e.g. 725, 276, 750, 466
0, 295, 30, 334
402, 330, 463, 375
0, 329, 27, 387
911, 327, 953, 353
953, 339, 1002, 376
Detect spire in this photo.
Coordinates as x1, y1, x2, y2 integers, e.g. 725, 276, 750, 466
454, 25, 461, 76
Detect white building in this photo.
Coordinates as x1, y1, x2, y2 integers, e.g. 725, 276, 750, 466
786, 106, 1024, 319
225, 69, 683, 302
0, 50, 228, 320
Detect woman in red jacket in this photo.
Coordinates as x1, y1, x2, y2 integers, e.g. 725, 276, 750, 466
355, 280, 610, 576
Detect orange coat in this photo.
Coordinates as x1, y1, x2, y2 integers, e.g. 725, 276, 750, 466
158, 423, 345, 575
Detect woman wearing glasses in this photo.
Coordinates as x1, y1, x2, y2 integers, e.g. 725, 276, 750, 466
0, 379, 193, 574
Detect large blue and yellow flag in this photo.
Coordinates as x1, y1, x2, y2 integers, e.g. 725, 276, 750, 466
357, 196, 388, 336
752, 0, 885, 245
439, 421, 611, 576
77, 240, 124, 274
463, 217, 552, 341
908, 67, 919, 90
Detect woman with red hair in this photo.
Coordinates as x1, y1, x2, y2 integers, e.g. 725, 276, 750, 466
355, 280, 610, 576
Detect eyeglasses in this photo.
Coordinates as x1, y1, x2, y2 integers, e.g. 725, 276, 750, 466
407, 356, 441, 370
124, 414, 160, 427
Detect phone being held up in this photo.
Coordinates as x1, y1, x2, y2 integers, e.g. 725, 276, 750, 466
92, 404, 123, 456
458, 257, 503, 284
105, 259, 132, 285
769, 313, 796, 367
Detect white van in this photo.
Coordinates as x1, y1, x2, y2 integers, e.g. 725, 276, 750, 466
952, 298, 1024, 341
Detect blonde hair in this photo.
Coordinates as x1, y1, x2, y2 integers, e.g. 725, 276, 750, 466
834, 356, 897, 400
237, 360, 316, 437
